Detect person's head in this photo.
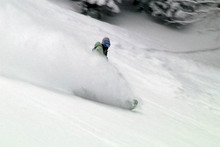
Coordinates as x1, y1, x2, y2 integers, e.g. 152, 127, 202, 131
102, 37, 110, 48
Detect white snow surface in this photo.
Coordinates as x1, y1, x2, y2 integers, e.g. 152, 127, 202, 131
0, 0, 220, 147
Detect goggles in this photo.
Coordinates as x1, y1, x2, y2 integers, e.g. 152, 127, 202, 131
104, 43, 110, 47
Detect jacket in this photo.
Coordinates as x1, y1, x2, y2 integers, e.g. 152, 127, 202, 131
93, 42, 108, 59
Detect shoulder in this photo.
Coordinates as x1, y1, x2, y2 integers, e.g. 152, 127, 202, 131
95, 42, 102, 47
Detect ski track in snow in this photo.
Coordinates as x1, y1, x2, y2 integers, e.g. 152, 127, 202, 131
145, 47, 220, 54
31, 99, 118, 146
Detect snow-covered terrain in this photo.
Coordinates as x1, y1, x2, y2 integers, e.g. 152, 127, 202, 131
0, 0, 220, 146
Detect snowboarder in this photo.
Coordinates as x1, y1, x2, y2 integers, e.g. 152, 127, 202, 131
93, 37, 110, 60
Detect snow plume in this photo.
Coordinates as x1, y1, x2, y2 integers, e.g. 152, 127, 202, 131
0, 0, 137, 109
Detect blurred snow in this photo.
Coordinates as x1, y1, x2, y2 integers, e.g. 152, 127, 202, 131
0, 0, 219, 147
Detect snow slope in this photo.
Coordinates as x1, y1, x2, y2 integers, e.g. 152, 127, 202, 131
0, 0, 220, 146
0, 0, 141, 109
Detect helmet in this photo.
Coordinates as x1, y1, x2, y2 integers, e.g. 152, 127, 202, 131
102, 37, 110, 48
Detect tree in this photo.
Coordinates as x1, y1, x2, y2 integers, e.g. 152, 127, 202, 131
80, 0, 121, 19
134, 0, 220, 25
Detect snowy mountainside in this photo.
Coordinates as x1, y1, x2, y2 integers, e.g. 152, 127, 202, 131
0, 0, 141, 109
0, 0, 220, 147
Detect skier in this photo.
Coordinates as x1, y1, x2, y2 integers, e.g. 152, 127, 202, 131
93, 37, 110, 60
92, 37, 139, 110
